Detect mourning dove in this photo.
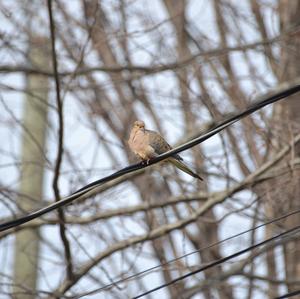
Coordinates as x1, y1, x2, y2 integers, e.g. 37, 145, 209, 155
128, 120, 203, 180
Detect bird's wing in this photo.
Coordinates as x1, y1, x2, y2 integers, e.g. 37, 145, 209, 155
146, 130, 202, 180
146, 129, 183, 160
146, 130, 171, 154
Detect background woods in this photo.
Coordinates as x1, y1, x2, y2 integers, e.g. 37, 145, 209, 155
0, 0, 300, 298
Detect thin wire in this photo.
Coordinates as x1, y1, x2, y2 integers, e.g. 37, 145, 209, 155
133, 225, 300, 298
72, 207, 300, 298
0, 84, 299, 232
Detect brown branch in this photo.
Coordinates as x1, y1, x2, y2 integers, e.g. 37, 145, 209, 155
3, 156, 299, 238
47, 0, 73, 281
0, 33, 290, 77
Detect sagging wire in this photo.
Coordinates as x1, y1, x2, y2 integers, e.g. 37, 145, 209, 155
133, 224, 300, 298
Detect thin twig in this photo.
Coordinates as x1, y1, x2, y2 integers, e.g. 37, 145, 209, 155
0, 31, 297, 77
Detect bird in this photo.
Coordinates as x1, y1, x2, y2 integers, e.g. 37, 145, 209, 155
128, 120, 203, 180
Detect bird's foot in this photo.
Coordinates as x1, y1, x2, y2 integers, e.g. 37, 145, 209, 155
141, 159, 151, 165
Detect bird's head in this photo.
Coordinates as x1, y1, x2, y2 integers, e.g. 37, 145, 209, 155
133, 120, 145, 130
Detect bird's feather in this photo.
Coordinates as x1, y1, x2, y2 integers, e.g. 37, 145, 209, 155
168, 157, 203, 180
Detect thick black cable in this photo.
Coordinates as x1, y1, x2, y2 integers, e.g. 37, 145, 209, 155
0, 84, 299, 232
0, 188, 92, 232
0, 161, 146, 232
71, 207, 300, 298
133, 225, 300, 298
275, 290, 300, 299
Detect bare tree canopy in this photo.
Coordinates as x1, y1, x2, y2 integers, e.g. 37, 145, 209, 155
0, 0, 300, 298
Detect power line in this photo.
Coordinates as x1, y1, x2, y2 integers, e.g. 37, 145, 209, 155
73, 207, 300, 298
0, 84, 299, 232
133, 224, 300, 298
275, 289, 300, 299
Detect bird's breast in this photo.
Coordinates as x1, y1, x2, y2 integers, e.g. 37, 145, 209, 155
129, 130, 148, 154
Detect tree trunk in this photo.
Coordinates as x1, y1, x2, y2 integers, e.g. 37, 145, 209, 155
278, 1, 300, 291
260, 1, 300, 296
13, 36, 49, 298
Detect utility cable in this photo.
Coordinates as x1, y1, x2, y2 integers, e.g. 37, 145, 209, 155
0, 84, 299, 232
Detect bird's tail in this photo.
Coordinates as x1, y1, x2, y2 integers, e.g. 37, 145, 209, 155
168, 157, 203, 181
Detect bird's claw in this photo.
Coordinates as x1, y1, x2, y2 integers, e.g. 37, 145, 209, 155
141, 159, 151, 165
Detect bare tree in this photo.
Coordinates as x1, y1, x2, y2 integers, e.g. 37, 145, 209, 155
0, 0, 299, 298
